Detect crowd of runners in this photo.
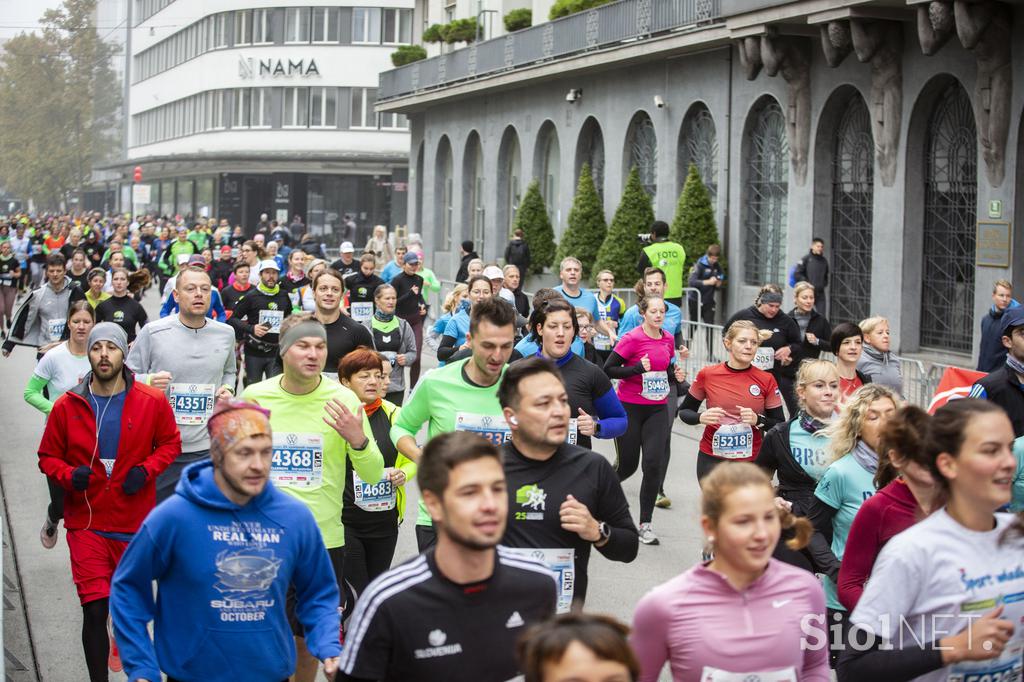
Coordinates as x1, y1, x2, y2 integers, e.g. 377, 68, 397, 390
2, 211, 1023, 682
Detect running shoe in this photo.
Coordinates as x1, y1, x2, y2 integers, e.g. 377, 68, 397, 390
655, 493, 672, 509
108, 632, 122, 673
638, 523, 659, 546
39, 516, 58, 549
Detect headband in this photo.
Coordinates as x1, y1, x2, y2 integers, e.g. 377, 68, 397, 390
278, 320, 328, 357
208, 400, 272, 455
759, 292, 783, 305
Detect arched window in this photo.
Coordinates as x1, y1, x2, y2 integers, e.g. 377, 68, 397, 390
920, 81, 977, 352
434, 136, 453, 251
678, 104, 717, 205
497, 127, 522, 233
414, 142, 425, 234
743, 98, 788, 285
463, 132, 485, 253
535, 122, 560, 225
626, 111, 658, 198
830, 94, 874, 323
575, 117, 605, 201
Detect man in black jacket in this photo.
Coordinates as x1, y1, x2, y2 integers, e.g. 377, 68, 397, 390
228, 259, 293, 385
497, 357, 638, 610
455, 240, 478, 283
794, 237, 830, 314
503, 229, 531, 277
687, 244, 724, 324
970, 305, 1024, 437
391, 252, 427, 387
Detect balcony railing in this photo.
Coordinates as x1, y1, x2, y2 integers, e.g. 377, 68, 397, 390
378, 0, 721, 101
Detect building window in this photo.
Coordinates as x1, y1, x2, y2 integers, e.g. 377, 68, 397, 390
678, 104, 717, 205
380, 112, 408, 130
312, 7, 339, 42
743, 97, 788, 286
235, 88, 251, 127
310, 88, 337, 127
214, 13, 229, 47
626, 111, 657, 198
575, 117, 604, 201
234, 10, 252, 45
383, 9, 413, 44
351, 88, 378, 129
353, 8, 382, 44
920, 81, 977, 353
284, 87, 310, 127
253, 8, 272, 44
536, 125, 560, 226
251, 88, 271, 128
436, 138, 454, 251
286, 7, 311, 43
829, 94, 874, 325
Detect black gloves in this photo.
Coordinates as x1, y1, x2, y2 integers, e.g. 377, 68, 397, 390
122, 466, 148, 495
71, 465, 93, 491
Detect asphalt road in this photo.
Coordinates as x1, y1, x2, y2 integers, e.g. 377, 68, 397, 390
0, 289, 707, 681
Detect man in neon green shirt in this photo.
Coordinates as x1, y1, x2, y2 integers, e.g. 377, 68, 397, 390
637, 220, 686, 307
243, 312, 382, 682
391, 297, 517, 551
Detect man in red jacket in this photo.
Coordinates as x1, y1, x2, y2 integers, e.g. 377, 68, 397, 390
38, 322, 180, 682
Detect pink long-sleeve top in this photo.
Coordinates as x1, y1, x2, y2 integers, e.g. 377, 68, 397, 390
631, 559, 830, 682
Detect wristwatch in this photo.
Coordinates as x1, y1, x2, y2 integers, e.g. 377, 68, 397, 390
594, 521, 611, 544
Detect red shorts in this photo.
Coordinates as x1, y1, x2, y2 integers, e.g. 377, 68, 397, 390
66, 529, 129, 605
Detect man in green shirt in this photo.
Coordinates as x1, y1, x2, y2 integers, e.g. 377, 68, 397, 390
242, 312, 383, 682
637, 220, 686, 307
391, 297, 518, 551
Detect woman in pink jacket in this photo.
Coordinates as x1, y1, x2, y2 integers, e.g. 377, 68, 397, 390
631, 462, 830, 681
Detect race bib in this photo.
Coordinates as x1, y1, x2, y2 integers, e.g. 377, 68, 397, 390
45, 318, 66, 341
753, 347, 775, 371
454, 412, 512, 446
271, 432, 324, 489
322, 371, 340, 382
640, 371, 669, 402
258, 309, 284, 333
288, 291, 300, 309
712, 422, 754, 460
947, 640, 1022, 682
168, 383, 215, 425
100, 458, 115, 477
351, 301, 373, 323
700, 666, 797, 681
566, 418, 578, 446
353, 469, 396, 512
593, 334, 612, 351
504, 547, 575, 614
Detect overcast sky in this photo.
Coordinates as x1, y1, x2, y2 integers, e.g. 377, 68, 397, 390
0, 0, 62, 41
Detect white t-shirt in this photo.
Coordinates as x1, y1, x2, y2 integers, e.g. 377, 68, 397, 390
34, 343, 91, 398
850, 509, 1024, 682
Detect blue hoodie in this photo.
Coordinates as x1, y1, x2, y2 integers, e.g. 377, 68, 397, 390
110, 460, 341, 682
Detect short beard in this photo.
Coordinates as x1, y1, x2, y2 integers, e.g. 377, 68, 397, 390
439, 519, 499, 552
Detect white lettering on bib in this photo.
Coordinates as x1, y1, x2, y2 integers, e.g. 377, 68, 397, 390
168, 383, 215, 425
640, 371, 670, 402
45, 318, 66, 341
258, 309, 284, 333
351, 302, 373, 323
504, 547, 575, 614
593, 334, 612, 351
700, 666, 797, 681
712, 422, 754, 460
753, 347, 775, 371
454, 412, 511, 446
353, 469, 396, 512
271, 432, 324, 488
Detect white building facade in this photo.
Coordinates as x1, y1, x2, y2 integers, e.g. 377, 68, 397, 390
98, 0, 413, 243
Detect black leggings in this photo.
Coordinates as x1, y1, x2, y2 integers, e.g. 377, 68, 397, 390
614, 402, 669, 524
244, 354, 281, 386
82, 598, 109, 682
385, 390, 405, 406
696, 450, 727, 483
415, 525, 436, 552
777, 373, 798, 417
46, 476, 64, 523
344, 533, 399, 603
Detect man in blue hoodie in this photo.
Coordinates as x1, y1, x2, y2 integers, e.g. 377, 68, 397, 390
110, 400, 342, 682
978, 279, 1020, 372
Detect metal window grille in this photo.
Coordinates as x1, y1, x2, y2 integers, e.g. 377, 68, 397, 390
920, 82, 977, 353
743, 100, 788, 285
577, 120, 605, 201
628, 113, 658, 198
678, 105, 718, 205
829, 96, 874, 324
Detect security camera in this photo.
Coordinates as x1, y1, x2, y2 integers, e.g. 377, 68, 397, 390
565, 89, 582, 104
654, 95, 665, 109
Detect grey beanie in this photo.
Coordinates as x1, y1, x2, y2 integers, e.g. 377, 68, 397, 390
88, 322, 128, 357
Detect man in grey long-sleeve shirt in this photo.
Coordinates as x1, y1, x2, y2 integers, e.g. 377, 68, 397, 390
126, 267, 237, 502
